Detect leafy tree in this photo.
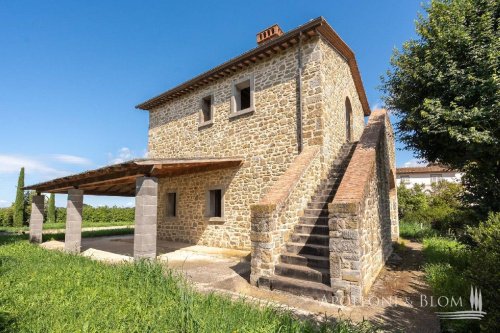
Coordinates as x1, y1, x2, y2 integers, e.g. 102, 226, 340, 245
47, 193, 56, 223
13, 167, 25, 227
382, 0, 500, 214
397, 183, 428, 218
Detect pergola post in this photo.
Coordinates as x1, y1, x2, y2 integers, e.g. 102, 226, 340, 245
134, 176, 158, 260
29, 194, 45, 243
64, 188, 84, 253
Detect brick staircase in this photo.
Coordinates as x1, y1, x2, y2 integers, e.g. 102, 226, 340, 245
258, 142, 357, 300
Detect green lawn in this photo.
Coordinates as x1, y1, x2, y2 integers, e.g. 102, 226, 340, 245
0, 221, 134, 233
0, 235, 377, 333
399, 221, 437, 241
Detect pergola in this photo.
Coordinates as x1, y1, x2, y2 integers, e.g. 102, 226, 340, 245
24, 158, 243, 259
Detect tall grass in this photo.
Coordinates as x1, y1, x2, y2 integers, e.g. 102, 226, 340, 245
422, 237, 478, 332
399, 221, 438, 241
0, 236, 377, 333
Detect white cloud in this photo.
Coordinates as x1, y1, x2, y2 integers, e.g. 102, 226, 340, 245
403, 158, 427, 167
0, 199, 10, 208
107, 147, 146, 165
51, 154, 92, 165
124, 200, 135, 208
371, 101, 382, 110
0, 154, 69, 177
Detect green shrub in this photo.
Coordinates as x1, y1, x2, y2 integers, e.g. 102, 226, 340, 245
0, 207, 14, 227
397, 183, 428, 218
398, 181, 479, 237
466, 213, 500, 332
399, 220, 437, 241
423, 237, 476, 332
55, 206, 134, 224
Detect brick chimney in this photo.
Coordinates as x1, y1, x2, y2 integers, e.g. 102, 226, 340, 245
256, 24, 283, 45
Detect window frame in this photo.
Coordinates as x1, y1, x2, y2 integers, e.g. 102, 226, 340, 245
205, 186, 225, 222
165, 191, 178, 219
199, 93, 214, 128
230, 76, 255, 118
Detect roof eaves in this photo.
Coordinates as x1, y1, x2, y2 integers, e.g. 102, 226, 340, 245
134, 17, 371, 116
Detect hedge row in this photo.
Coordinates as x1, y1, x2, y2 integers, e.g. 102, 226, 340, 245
0, 206, 134, 226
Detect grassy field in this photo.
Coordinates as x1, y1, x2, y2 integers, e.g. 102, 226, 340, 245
0, 235, 377, 333
399, 221, 438, 241
0, 221, 134, 233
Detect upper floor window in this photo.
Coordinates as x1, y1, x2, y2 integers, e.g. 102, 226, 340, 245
199, 94, 214, 127
430, 174, 443, 184
230, 76, 254, 118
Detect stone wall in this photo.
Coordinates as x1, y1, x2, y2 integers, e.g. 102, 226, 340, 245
249, 146, 321, 284
318, 37, 365, 177
157, 167, 249, 249
148, 36, 367, 250
328, 110, 397, 303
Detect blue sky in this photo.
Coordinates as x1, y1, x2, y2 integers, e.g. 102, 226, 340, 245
0, 0, 425, 207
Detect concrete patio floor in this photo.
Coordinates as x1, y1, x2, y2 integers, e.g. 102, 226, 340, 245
39, 235, 439, 332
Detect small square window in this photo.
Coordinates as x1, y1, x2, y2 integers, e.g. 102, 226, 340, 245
166, 192, 177, 218
230, 77, 254, 117
207, 189, 222, 218
400, 175, 410, 184
200, 95, 213, 125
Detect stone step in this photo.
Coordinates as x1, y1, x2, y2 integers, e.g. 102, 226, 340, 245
258, 275, 333, 302
307, 202, 329, 209
318, 189, 338, 196
290, 233, 329, 246
303, 209, 329, 218
280, 252, 330, 269
317, 183, 340, 191
294, 223, 329, 234
299, 216, 329, 225
275, 263, 330, 284
310, 195, 335, 202
286, 242, 329, 257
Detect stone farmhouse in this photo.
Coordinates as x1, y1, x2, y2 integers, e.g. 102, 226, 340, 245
26, 17, 398, 303
397, 164, 462, 192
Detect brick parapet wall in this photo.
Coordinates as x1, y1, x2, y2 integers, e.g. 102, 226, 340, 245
328, 109, 397, 304
250, 145, 322, 285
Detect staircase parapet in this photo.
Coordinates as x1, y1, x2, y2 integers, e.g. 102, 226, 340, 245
250, 145, 322, 285
328, 109, 398, 305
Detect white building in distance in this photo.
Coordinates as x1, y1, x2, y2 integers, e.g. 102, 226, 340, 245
396, 165, 462, 191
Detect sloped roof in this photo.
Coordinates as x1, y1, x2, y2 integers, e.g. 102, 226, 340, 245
136, 17, 370, 116
25, 158, 243, 196
396, 165, 456, 174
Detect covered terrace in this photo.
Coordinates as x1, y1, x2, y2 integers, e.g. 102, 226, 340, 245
24, 157, 243, 259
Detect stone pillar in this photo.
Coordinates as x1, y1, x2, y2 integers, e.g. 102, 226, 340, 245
134, 176, 158, 260
64, 189, 84, 253
29, 195, 45, 243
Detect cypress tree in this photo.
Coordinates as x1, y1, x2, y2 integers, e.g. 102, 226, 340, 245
47, 193, 56, 223
13, 167, 25, 227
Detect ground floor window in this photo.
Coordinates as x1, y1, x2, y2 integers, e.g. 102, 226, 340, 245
166, 192, 177, 218
207, 188, 222, 218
